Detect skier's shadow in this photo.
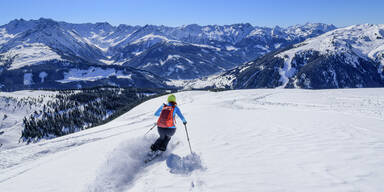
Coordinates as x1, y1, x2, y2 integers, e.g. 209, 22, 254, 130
166, 153, 204, 175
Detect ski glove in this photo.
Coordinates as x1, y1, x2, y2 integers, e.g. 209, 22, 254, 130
183, 121, 187, 125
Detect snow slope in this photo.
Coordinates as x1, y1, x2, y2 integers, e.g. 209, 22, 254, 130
0, 43, 62, 70
276, 24, 384, 86
278, 24, 384, 60
1, 89, 384, 191
0, 90, 57, 149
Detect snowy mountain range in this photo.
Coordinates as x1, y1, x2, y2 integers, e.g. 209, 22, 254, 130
0, 18, 336, 90
186, 24, 384, 89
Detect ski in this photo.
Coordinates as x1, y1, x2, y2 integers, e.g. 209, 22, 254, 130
144, 141, 180, 164
144, 150, 163, 164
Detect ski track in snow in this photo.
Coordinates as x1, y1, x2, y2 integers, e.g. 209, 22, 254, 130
88, 137, 202, 192
89, 136, 163, 192
0, 89, 384, 192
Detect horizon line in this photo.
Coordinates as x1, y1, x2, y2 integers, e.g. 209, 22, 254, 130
0, 17, 351, 28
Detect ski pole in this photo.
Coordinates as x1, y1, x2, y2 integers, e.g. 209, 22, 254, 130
144, 123, 157, 136
184, 124, 193, 154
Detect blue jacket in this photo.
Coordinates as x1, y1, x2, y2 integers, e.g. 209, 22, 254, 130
155, 103, 187, 128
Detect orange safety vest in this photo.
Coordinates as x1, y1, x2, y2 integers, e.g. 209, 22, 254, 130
157, 104, 176, 128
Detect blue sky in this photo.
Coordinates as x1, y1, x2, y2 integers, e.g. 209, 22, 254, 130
0, 0, 383, 27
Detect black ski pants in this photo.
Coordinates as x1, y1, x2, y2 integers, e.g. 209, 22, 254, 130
151, 127, 176, 151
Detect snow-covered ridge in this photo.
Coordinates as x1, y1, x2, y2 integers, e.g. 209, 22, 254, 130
278, 24, 384, 66
275, 24, 384, 87
131, 34, 173, 45
0, 43, 62, 70
279, 24, 384, 57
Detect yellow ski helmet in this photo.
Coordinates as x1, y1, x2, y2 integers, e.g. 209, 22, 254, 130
167, 94, 176, 103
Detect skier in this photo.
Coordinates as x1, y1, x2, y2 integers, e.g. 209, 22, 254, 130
150, 94, 187, 152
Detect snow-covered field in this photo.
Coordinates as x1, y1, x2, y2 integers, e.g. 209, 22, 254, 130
0, 88, 384, 192
57, 67, 133, 83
